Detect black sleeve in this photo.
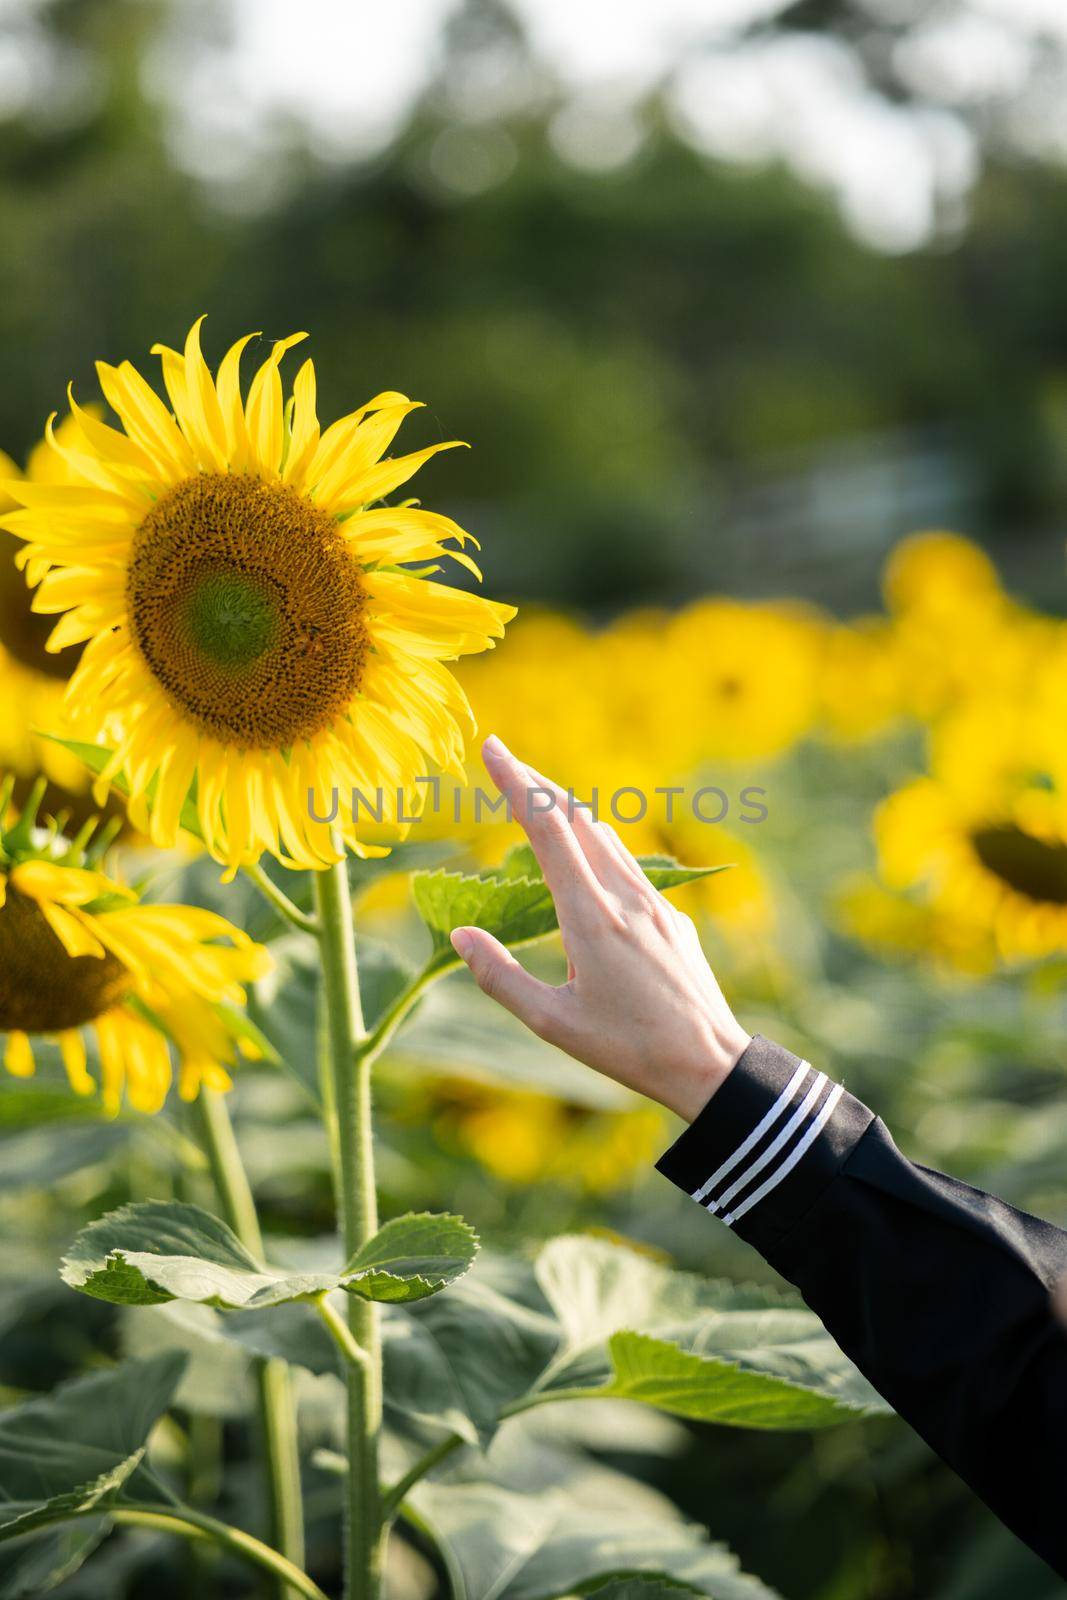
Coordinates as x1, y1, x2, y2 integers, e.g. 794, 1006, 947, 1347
655, 1034, 1067, 1579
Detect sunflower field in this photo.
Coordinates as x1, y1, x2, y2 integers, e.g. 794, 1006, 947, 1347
0, 310, 1062, 1600
3, 2, 1067, 1599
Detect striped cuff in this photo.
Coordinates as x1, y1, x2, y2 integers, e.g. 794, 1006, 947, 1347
655, 1035, 874, 1250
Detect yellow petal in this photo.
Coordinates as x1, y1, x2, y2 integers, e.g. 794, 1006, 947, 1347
4, 1031, 34, 1079
245, 333, 308, 478
58, 1030, 95, 1096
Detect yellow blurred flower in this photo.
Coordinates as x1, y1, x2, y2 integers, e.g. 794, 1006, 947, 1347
874, 700, 1067, 963
881, 530, 1051, 722
665, 599, 822, 763
882, 529, 1001, 619
817, 617, 905, 743
426, 1077, 666, 1194
0, 778, 270, 1111
0, 420, 103, 802
655, 812, 775, 945
835, 876, 996, 976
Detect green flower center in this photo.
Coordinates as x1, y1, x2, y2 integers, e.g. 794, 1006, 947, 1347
972, 825, 1067, 906
127, 473, 368, 749
0, 889, 131, 1032
180, 572, 280, 668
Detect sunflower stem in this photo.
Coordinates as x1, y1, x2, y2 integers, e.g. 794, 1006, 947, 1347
194, 1088, 306, 1595
313, 857, 382, 1600
245, 860, 320, 935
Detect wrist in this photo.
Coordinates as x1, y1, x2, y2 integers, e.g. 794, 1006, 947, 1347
668, 1021, 751, 1123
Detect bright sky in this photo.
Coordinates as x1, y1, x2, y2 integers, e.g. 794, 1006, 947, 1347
7, 0, 1067, 251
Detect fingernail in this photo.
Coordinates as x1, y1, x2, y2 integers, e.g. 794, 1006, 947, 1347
483, 733, 511, 761
450, 927, 474, 960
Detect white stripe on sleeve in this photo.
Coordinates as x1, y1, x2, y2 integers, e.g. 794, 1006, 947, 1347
690, 1060, 811, 1203
723, 1083, 845, 1226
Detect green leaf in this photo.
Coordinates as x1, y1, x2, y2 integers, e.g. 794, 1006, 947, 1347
605, 1331, 871, 1429
412, 850, 727, 961
584, 1581, 707, 1600
344, 1213, 479, 1303
64, 1200, 477, 1314
0, 1353, 186, 1545
61, 1201, 338, 1310
412, 867, 557, 960
0, 1522, 109, 1599
406, 1477, 779, 1600
497, 843, 727, 897
383, 1261, 560, 1447
533, 1236, 889, 1428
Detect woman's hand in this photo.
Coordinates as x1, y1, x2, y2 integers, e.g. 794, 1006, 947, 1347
449, 736, 751, 1122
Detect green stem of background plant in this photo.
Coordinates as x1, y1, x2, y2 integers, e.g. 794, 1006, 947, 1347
89, 1504, 328, 1600
314, 857, 382, 1600
194, 1089, 306, 1594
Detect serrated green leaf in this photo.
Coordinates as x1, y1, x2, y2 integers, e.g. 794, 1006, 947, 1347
63, 1200, 475, 1315
344, 1212, 479, 1303
61, 1201, 339, 1310
412, 867, 557, 959
412, 850, 728, 961
0, 1353, 186, 1545
604, 1331, 867, 1429
383, 1261, 560, 1448
532, 1236, 889, 1428
406, 1477, 779, 1600
497, 843, 727, 897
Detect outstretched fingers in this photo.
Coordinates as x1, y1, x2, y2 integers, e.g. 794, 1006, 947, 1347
480, 735, 601, 922
449, 925, 563, 1039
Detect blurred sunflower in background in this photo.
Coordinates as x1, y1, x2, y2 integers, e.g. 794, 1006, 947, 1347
0, 778, 270, 1112
872, 698, 1067, 964
666, 598, 822, 764
0, 318, 514, 876
0, 417, 104, 806
885, 530, 1055, 722
410, 1075, 667, 1195
816, 616, 905, 743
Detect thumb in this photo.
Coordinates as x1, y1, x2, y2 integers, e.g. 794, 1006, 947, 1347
450, 926, 558, 1037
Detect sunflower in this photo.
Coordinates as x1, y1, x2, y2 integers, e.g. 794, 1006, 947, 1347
881, 530, 1053, 722
0, 777, 271, 1112
817, 617, 905, 743
664, 599, 822, 763
875, 701, 1067, 963
0, 418, 108, 804
0, 320, 515, 875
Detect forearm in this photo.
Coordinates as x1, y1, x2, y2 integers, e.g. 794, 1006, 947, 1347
657, 1036, 1067, 1579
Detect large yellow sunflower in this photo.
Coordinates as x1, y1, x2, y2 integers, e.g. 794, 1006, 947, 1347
1, 320, 514, 875
0, 778, 271, 1111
